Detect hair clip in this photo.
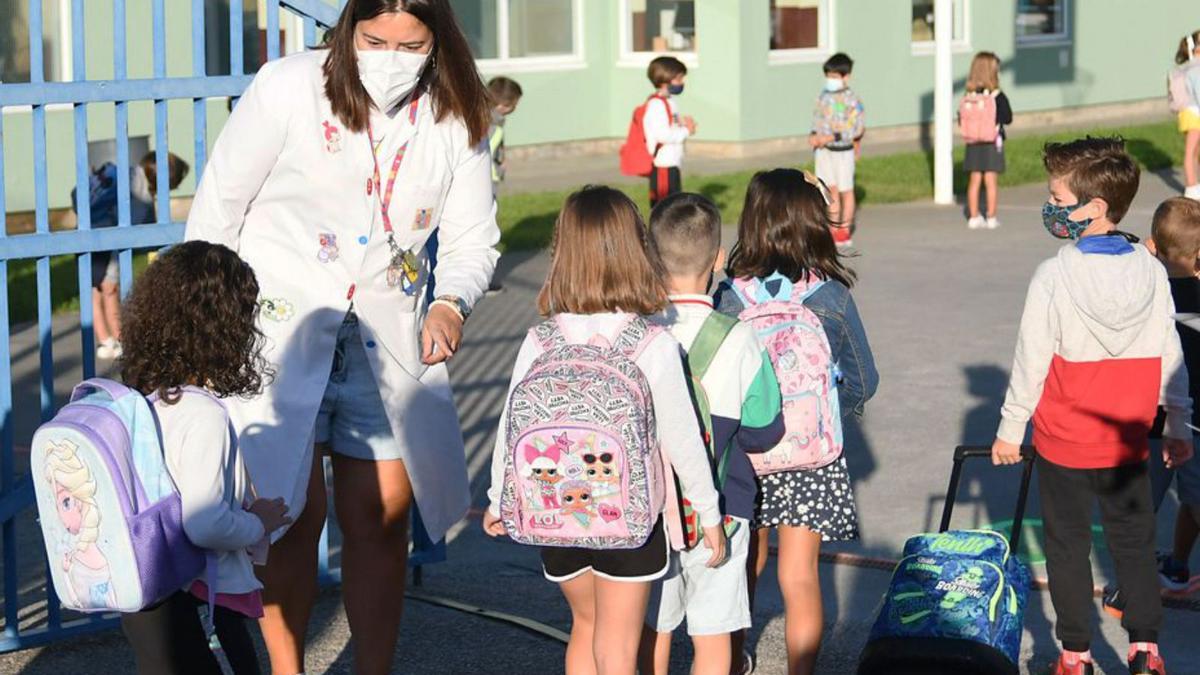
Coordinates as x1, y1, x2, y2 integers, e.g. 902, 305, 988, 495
801, 170, 833, 207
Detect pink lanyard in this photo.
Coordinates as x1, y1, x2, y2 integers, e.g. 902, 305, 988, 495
366, 94, 422, 247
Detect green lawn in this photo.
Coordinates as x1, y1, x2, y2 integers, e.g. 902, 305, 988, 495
3, 120, 1182, 324
497, 119, 1184, 252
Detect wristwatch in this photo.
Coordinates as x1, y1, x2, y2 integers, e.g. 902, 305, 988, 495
434, 295, 471, 322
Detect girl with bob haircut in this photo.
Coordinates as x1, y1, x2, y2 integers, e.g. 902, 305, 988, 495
185, 0, 501, 672
717, 169, 878, 675
484, 186, 726, 675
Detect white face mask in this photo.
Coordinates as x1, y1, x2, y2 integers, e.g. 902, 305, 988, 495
357, 49, 430, 111
824, 77, 845, 92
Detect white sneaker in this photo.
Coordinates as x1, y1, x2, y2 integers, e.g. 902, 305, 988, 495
97, 338, 122, 360
967, 216, 986, 229
985, 216, 1000, 229
1186, 184, 1200, 201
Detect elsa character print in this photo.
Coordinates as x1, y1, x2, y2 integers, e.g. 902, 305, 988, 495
45, 440, 116, 609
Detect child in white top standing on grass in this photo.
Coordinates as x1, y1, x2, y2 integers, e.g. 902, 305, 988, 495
716, 169, 879, 675
638, 193, 785, 675
484, 186, 725, 675
1171, 30, 1200, 201
643, 56, 696, 209
118, 241, 291, 675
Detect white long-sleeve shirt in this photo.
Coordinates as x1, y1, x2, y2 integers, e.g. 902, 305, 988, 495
643, 96, 690, 169
156, 389, 265, 594
487, 313, 722, 528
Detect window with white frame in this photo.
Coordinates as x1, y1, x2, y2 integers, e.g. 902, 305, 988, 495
911, 0, 968, 54
452, 0, 579, 63
1015, 0, 1068, 45
768, 0, 831, 63
0, 0, 71, 83
624, 0, 696, 54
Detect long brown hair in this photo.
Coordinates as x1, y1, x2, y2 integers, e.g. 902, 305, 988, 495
966, 51, 1000, 92
1177, 30, 1200, 65
537, 186, 669, 317
322, 0, 491, 143
726, 169, 855, 288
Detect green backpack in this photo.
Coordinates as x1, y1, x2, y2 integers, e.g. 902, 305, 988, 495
677, 312, 742, 549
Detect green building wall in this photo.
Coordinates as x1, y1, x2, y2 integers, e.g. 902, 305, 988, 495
3, 0, 1196, 212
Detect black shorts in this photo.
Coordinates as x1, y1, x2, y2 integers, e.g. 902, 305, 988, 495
649, 167, 682, 208
541, 517, 669, 583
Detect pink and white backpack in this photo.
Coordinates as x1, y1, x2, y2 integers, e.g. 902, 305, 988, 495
500, 317, 666, 549
958, 91, 999, 144
731, 274, 843, 474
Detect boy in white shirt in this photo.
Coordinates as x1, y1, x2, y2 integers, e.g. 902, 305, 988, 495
639, 193, 785, 675
644, 56, 697, 208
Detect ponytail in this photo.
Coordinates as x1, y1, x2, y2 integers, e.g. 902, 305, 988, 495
1177, 31, 1199, 65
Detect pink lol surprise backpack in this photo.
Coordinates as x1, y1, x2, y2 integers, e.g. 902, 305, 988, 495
500, 317, 666, 549
731, 273, 843, 474
958, 91, 999, 144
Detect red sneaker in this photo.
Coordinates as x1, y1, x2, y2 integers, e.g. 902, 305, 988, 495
1128, 643, 1165, 675
1053, 651, 1095, 675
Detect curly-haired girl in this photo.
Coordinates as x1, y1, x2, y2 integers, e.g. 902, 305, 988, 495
119, 241, 290, 675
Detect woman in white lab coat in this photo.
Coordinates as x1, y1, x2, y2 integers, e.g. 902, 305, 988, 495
185, 1, 498, 672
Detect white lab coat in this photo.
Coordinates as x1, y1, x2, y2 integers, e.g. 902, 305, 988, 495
185, 50, 499, 543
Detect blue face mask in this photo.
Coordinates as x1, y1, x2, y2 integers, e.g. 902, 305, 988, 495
668, 83, 685, 95
1042, 202, 1094, 240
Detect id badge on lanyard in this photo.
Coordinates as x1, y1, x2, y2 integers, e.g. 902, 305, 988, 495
368, 94, 423, 296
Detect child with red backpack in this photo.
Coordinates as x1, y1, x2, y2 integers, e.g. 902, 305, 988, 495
483, 186, 725, 674
620, 56, 696, 208
960, 51, 1013, 230
715, 169, 879, 675
637, 193, 785, 675
1169, 30, 1200, 200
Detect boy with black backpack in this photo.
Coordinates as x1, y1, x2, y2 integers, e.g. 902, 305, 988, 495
638, 193, 784, 675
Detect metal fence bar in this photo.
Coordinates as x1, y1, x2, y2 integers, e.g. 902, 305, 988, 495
304, 17, 317, 50
0, 80, 14, 644
113, 0, 133, 295
267, 1, 282, 60
0, 226, 187, 262
73, 0, 95, 382
153, 0, 170, 226
192, 0, 209, 179
230, 0, 245, 76
0, 76, 254, 107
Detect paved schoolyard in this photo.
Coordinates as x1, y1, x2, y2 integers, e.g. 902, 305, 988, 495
3, 169, 1200, 674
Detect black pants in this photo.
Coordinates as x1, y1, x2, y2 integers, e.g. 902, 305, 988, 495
649, 166, 682, 209
1037, 455, 1161, 650
120, 591, 262, 675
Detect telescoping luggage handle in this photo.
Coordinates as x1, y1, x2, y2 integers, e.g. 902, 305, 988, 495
938, 445, 1035, 551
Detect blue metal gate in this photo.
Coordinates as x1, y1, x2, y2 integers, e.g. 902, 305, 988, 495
0, 0, 441, 652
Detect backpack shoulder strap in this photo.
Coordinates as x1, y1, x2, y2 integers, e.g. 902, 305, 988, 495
796, 278, 827, 303
612, 316, 660, 362
532, 318, 567, 351
688, 312, 738, 382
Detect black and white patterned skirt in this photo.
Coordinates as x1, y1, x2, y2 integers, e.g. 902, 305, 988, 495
752, 456, 860, 541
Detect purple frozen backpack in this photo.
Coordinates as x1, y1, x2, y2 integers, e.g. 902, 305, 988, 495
30, 379, 215, 615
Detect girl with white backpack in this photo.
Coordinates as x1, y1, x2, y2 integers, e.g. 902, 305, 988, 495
715, 170, 878, 675
484, 186, 725, 674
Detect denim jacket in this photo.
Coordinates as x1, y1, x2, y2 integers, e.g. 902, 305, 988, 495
714, 276, 879, 417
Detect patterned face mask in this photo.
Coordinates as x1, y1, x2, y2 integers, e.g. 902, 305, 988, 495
1041, 201, 1093, 240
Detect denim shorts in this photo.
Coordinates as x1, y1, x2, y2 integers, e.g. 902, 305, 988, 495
314, 313, 401, 461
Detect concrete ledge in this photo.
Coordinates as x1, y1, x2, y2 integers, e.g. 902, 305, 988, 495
507, 97, 1174, 162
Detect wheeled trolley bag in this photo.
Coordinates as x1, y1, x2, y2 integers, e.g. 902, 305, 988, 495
857, 445, 1035, 675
